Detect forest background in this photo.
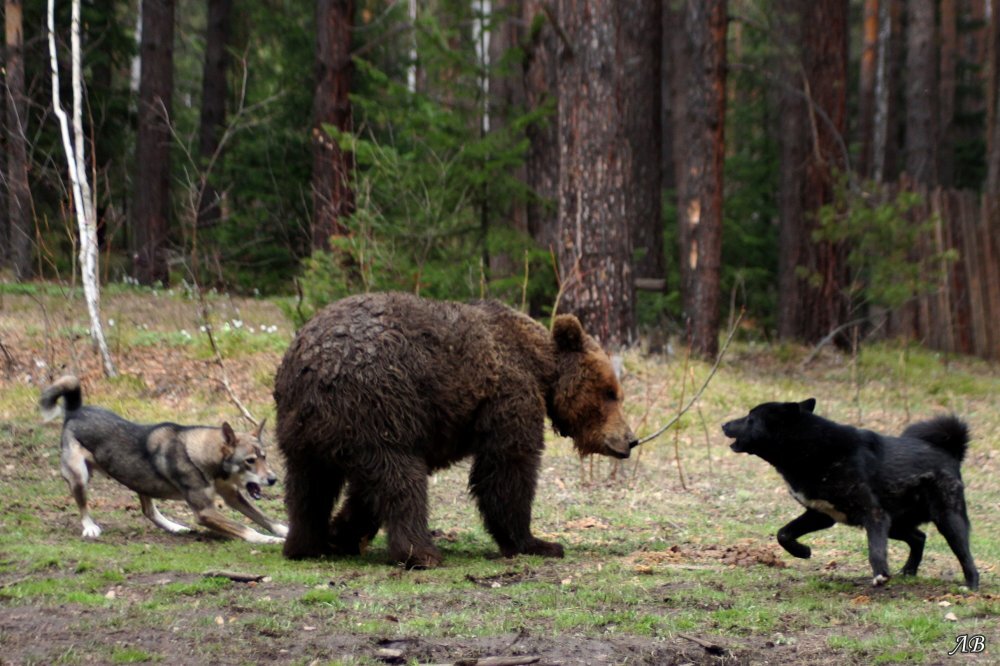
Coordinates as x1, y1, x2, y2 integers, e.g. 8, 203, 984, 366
2, 0, 1000, 361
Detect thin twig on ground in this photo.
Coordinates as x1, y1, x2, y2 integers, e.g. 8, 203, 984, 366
672, 330, 692, 491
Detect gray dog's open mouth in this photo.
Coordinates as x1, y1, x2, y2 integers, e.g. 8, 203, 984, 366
246, 482, 262, 500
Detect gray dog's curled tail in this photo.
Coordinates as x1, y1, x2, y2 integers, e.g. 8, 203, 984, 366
902, 415, 970, 462
39, 375, 83, 422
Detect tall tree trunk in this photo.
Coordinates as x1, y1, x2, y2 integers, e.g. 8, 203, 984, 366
777, 0, 850, 344
622, 0, 662, 284
988, 0, 1000, 193
676, 0, 726, 358
133, 0, 175, 285
522, 0, 559, 255
905, 0, 938, 186
486, 0, 527, 279
197, 0, 233, 229
858, 0, 879, 180
939, 0, 957, 187
873, 0, 904, 182
6, 0, 33, 280
0, 11, 8, 273
556, 0, 635, 348
311, 0, 354, 251
661, 0, 679, 194
48, 0, 116, 376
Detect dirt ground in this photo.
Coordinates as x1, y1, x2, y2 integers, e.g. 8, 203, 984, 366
1, 290, 997, 665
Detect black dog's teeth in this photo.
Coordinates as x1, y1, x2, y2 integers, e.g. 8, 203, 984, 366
247, 483, 262, 500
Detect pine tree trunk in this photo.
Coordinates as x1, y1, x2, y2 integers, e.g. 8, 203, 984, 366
556, 0, 635, 349
676, 0, 726, 358
777, 0, 850, 344
197, 0, 233, 229
6, 0, 33, 280
133, 0, 175, 285
939, 0, 957, 187
622, 0, 663, 284
873, 0, 904, 183
0, 9, 8, 272
661, 1, 680, 194
988, 0, 1000, 194
905, 0, 938, 186
522, 0, 559, 255
858, 0, 878, 180
311, 0, 354, 251
486, 0, 527, 280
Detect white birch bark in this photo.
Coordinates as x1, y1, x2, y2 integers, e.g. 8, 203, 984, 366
406, 0, 418, 92
47, 0, 117, 377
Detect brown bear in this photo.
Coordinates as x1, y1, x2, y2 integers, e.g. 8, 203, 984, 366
273, 292, 636, 568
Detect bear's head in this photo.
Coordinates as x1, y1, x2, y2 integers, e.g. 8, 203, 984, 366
548, 315, 637, 458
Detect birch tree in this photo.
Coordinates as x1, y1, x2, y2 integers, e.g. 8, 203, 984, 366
47, 0, 117, 377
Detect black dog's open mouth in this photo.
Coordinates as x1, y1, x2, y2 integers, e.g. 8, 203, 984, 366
246, 482, 263, 500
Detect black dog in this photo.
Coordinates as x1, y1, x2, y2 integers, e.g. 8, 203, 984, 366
722, 399, 978, 590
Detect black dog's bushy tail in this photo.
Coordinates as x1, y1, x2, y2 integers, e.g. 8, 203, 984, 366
39, 375, 83, 421
902, 415, 970, 461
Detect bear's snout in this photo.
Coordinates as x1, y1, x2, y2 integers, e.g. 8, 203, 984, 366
603, 426, 636, 459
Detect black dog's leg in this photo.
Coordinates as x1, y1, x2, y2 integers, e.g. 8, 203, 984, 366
926, 482, 979, 590
777, 510, 835, 559
864, 510, 892, 585
888, 524, 926, 577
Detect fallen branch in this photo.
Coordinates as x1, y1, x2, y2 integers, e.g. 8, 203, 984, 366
203, 570, 266, 583
633, 308, 744, 447
453, 657, 540, 666
677, 633, 727, 656
798, 317, 868, 369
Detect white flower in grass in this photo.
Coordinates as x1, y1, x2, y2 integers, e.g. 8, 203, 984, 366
108, 318, 115, 328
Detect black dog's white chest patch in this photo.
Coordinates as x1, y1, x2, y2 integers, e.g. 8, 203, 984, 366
788, 486, 849, 524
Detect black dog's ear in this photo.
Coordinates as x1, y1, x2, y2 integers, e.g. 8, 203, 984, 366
799, 398, 816, 413
552, 315, 585, 352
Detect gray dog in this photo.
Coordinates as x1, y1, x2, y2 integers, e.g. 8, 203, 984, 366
40, 376, 287, 544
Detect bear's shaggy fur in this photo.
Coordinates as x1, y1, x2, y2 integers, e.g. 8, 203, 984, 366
274, 292, 636, 568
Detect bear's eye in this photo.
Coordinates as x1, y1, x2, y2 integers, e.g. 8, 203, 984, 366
605, 389, 618, 402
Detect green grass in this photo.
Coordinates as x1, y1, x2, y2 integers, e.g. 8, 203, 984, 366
0, 289, 998, 664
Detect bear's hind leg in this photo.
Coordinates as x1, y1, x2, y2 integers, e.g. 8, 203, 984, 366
364, 453, 440, 569
282, 454, 344, 560
470, 450, 564, 559
329, 482, 382, 555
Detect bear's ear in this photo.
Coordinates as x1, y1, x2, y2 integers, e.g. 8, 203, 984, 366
799, 398, 816, 413
552, 315, 585, 352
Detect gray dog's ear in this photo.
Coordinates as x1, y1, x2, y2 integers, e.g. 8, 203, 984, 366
253, 417, 267, 440
221, 421, 237, 454
800, 398, 817, 413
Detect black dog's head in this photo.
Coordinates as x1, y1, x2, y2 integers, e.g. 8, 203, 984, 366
722, 398, 816, 455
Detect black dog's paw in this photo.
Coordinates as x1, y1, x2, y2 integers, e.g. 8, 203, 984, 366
778, 540, 812, 559
898, 566, 918, 577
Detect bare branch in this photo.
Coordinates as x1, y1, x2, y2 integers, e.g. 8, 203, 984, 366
634, 308, 744, 447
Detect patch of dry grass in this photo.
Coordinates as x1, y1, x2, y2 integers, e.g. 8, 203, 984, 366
0, 286, 998, 665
